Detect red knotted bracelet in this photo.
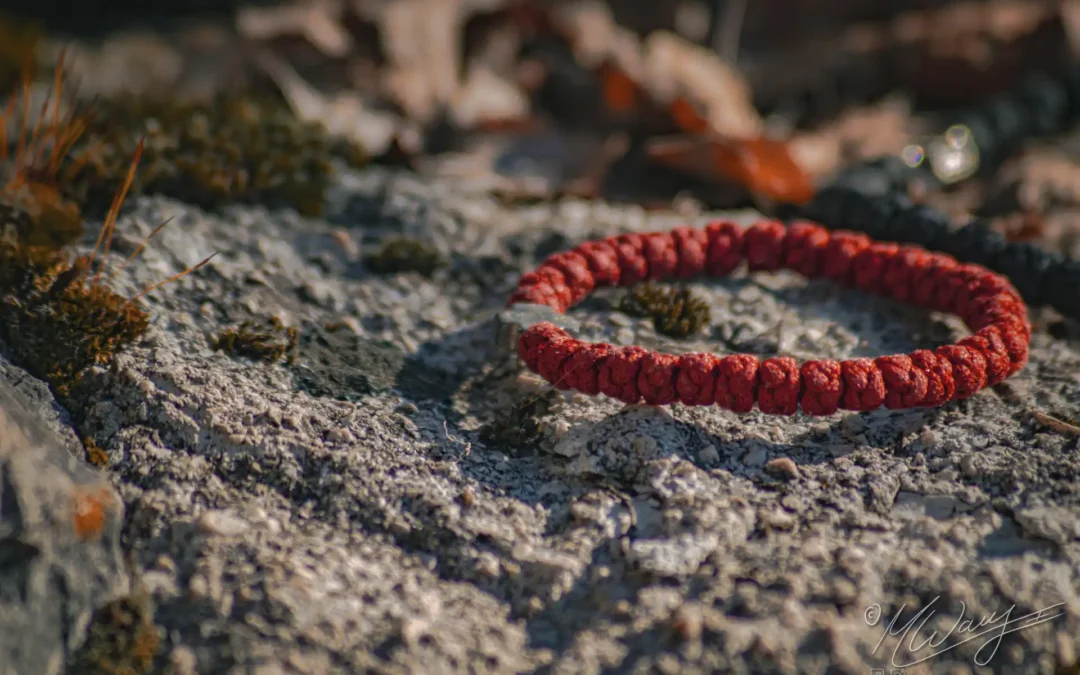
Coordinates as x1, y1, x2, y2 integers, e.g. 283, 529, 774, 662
508, 220, 1031, 415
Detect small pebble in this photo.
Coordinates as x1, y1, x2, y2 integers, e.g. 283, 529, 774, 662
765, 456, 800, 479
283, 415, 302, 430
1057, 633, 1076, 671
698, 444, 720, 464
329, 228, 358, 258
549, 419, 572, 440
743, 447, 768, 467
460, 487, 477, 508
841, 414, 866, 438
959, 454, 983, 478
197, 509, 248, 537
475, 552, 500, 578
395, 401, 419, 415
326, 427, 354, 443
570, 500, 598, 522
670, 604, 703, 641
189, 574, 209, 598
169, 646, 198, 675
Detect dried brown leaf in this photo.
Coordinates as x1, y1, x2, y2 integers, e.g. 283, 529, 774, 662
236, 0, 353, 59
641, 31, 761, 140
450, 64, 529, 129
249, 47, 408, 156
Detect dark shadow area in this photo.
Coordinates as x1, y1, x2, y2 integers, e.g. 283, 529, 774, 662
1, 1, 270, 38
977, 514, 1059, 559
524, 537, 645, 658
762, 277, 961, 357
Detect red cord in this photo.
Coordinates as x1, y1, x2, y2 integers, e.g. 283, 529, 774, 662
508, 220, 1031, 415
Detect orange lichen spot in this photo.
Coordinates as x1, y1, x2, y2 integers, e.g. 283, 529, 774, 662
72, 486, 114, 540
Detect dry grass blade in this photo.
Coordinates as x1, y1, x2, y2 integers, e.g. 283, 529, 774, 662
0, 95, 12, 161
36, 46, 69, 171
89, 137, 145, 284
1030, 409, 1080, 436
123, 251, 220, 308
114, 216, 175, 275
14, 61, 32, 168
24, 88, 50, 170
1, 45, 84, 198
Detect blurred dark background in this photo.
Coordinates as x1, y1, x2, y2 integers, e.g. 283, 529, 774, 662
0, 0, 1007, 42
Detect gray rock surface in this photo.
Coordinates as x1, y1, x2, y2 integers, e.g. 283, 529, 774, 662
8, 166, 1080, 674
0, 360, 129, 675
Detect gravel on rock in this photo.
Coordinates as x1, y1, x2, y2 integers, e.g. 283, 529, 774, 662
4, 166, 1079, 674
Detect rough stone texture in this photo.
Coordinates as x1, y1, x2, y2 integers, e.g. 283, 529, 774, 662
0, 359, 129, 675
8, 166, 1080, 673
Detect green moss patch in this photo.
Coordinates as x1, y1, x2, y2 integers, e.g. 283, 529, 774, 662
0, 241, 151, 398
2, 71, 155, 402
363, 235, 446, 277
618, 281, 711, 339
211, 316, 299, 364
478, 390, 558, 452
54, 93, 368, 217
72, 592, 160, 675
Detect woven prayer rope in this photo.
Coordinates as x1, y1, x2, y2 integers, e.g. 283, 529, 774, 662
800, 64, 1080, 320
508, 220, 1032, 416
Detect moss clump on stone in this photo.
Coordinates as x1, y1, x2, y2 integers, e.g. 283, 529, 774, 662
0, 244, 152, 398
1, 79, 152, 398
1, 64, 206, 402
479, 390, 557, 451
84, 436, 108, 467
363, 235, 445, 277
211, 316, 299, 365
618, 281, 711, 339
0, 184, 85, 248
54, 92, 367, 217
73, 592, 160, 675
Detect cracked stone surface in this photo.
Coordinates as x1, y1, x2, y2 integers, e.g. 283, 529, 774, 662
7, 165, 1080, 674
0, 360, 129, 675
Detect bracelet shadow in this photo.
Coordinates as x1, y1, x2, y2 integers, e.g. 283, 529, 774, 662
389, 297, 975, 664
393, 284, 960, 500
451, 374, 955, 659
